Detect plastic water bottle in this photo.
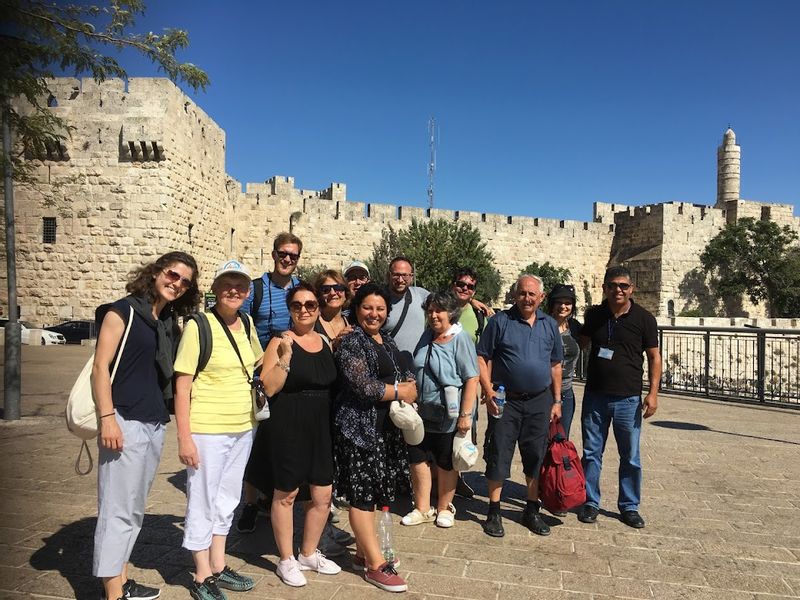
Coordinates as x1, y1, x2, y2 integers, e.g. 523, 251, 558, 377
378, 506, 397, 563
493, 386, 506, 419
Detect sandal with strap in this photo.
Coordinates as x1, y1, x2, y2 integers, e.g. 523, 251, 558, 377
401, 507, 436, 526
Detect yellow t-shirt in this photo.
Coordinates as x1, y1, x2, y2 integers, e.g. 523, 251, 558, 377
174, 314, 264, 434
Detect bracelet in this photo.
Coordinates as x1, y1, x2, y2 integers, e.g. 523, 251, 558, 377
100, 412, 115, 419
393, 381, 399, 401
277, 360, 290, 373
459, 411, 471, 418
553, 400, 563, 405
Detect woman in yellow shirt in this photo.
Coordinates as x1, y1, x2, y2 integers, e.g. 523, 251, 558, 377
174, 260, 263, 600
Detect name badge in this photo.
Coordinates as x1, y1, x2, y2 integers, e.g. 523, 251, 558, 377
598, 347, 614, 360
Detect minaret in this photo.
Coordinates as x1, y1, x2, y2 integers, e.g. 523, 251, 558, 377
716, 127, 740, 207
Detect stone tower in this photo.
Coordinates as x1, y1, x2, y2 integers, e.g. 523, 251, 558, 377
716, 127, 741, 207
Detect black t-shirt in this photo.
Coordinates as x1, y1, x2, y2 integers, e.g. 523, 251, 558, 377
581, 299, 658, 396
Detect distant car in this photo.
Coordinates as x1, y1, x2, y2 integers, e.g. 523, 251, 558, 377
44, 320, 96, 344
0, 319, 67, 345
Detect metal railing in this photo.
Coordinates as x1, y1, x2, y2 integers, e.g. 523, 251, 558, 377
577, 325, 800, 406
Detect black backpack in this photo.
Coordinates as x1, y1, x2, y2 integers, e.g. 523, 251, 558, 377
472, 305, 486, 343
188, 310, 253, 379
249, 278, 265, 317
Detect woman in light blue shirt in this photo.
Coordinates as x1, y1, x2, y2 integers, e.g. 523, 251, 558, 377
404, 291, 479, 529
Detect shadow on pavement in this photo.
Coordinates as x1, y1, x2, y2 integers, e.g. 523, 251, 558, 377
29, 514, 188, 599
651, 419, 800, 445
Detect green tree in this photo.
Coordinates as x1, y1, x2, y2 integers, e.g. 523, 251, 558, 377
700, 217, 800, 317
1, 0, 209, 183
510, 261, 572, 301
367, 218, 502, 303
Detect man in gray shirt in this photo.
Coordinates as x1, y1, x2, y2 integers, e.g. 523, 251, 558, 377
383, 256, 430, 366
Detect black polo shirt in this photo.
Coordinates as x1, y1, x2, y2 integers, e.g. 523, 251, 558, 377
581, 299, 658, 397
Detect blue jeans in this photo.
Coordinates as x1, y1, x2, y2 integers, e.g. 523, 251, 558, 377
580, 391, 642, 512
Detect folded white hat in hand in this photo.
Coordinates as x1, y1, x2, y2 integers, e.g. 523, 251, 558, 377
452, 430, 479, 471
389, 400, 424, 445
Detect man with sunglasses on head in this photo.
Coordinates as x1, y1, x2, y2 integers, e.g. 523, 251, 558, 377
578, 266, 661, 529
236, 233, 302, 534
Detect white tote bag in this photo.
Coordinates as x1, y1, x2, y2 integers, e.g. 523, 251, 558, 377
65, 305, 133, 473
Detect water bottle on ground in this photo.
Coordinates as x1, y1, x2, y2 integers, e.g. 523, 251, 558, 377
493, 385, 506, 419
378, 506, 397, 563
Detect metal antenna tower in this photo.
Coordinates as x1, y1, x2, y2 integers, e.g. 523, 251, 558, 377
427, 116, 437, 210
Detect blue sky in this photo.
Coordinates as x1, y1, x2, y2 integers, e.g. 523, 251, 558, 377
111, 1, 798, 221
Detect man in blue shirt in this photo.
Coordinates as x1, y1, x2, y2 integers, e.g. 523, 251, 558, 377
476, 275, 563, 538
242, 232, 302, 348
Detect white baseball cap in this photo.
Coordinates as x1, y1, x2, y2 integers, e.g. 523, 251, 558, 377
213, 259, 251, 282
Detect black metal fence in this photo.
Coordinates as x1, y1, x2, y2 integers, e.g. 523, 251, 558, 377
578, 325, 800, 406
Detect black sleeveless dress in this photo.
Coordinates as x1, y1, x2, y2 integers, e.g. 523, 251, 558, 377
267, 340, 337, 491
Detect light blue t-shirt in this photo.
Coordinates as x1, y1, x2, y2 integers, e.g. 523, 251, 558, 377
412, 328, 479, 433
241, 273, 299, 349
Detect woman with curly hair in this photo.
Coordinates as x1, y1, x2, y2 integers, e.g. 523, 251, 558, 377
92, 251, 200, 600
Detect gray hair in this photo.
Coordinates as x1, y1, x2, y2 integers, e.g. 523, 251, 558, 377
422, 290, 462, 325
515, 274, 543, 293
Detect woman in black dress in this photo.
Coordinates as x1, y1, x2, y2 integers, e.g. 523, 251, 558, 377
333, 283, 417, 593
261, 283, 341, 587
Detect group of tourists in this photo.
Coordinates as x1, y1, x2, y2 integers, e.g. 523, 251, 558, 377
90, 232, 661, 600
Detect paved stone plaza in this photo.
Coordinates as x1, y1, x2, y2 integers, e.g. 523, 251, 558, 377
1, 346, 799, 599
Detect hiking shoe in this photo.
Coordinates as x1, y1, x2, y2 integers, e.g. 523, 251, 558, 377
326, 522, 355, 546
213, 566, 254, 592
190, 576, 227, 600
298, 549, 342, 575
483, 512, 505, 537
352, 554, 400, 572
122, 579, 160, 600
621, 510, 646, 529
364, 562, 408, 593
521, 510, 551, 536
235, 503, 258, 533
455, 474, 475, 499
578, 505, 599, 524
276, 557, 307, 587
401, 507, 436, 526
435, 503, 456, 528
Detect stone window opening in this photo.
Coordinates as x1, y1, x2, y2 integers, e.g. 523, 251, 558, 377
47, 94, 58, 107
230, 228, 235, 253
188, 223, 193, 246
43, 217, 57, 244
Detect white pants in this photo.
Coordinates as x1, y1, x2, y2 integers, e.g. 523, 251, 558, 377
93, 413, 166, 577
183, 430, 255, 551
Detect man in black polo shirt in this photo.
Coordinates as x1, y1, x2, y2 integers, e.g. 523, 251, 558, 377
477, 275, 563, 538
578, 266, 661, 529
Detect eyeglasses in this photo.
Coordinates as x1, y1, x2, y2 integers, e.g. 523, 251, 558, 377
320, 283, 346, 294
605, 282, 632, 291
276, 250, 301, 262
162, 269, 192, 288
289, 300, 319, 313
454, 280, 476, 291
390, 272, 413, 279
345, 273, 369, 283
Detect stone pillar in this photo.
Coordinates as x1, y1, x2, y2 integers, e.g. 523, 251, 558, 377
716, 127, 740, 207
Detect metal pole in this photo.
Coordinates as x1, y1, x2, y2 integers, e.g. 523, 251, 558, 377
2, 98, 21, 420
756, 331, 766, 403
703, 330, 711, 397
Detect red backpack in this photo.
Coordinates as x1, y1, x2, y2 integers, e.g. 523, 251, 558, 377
539, 418, 586, 513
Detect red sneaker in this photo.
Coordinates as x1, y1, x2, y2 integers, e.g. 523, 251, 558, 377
364, 562, 407, 593
352, 554, 400, 572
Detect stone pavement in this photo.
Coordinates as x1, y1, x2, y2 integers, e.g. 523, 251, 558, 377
1, 346, 800, 600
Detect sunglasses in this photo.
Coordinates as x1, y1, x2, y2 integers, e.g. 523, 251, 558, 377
345, 273, 369, 283
276, 250, 301, 262
454, 280, 476, 291
289, 300, 319, 313
162, 269, 192, 288
605, 282, 632, 291
320, 283, 347, 294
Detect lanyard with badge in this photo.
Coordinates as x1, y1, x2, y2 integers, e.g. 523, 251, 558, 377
598, 318, 617, 360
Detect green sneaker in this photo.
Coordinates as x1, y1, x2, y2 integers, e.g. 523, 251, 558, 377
190, 576, 227, 600
213, 566, 254, 592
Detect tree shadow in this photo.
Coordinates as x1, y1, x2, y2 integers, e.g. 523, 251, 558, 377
678, 268, 720, 315
651, 420, 800, 445
28, 514, 190, 599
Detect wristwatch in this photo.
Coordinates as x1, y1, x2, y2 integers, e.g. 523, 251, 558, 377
553, 399, 563, 405
458, 411, 471, 418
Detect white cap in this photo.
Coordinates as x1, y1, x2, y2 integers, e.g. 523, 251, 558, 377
344, 260, 370, 277
213, 259, 251, 282
452, 430, 479, 471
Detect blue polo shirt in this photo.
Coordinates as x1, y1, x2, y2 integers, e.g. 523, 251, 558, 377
476, 306, 563, 393
241, 273, 299, 349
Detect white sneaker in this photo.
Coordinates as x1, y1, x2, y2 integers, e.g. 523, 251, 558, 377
277, 557, 307, 587
436, 503, 456, 528
298, 549, 342, 575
